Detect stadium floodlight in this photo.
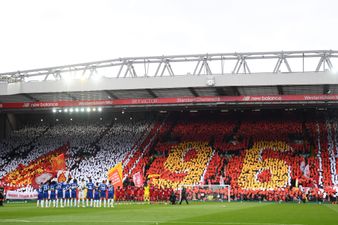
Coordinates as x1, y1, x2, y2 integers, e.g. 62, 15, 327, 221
86, 107, 91, 112
98, 107, 102, 112
52, 108, 57, 113
75, 108, 79, 112
58, 109, 62, 113
80, 76, 86, 82
64, 108, 68, 113
80, 108, 85, 112
63, 75, 73, 84
69, 108, 74, 113
91, 74, 102, 82
92, 108, 97, 112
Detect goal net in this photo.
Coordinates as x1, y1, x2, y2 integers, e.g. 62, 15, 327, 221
178, 184, 231, 202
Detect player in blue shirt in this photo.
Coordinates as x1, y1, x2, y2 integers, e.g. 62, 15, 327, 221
99, 180, 107, 207
107, 180, 115, 208
64, 179, 71, 207
42, 182, 49, 208
37, 183, 43, 208
56, 181, 64, 208
70, 179, 78, 207
94, 182, 100, 207
86, 178, 94, 207
49, 181, 57, 207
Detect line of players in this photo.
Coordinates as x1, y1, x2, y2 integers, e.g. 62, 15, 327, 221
37, 178, 115, 208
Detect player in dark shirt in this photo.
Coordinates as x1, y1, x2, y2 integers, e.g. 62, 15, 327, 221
70, 179, 78, 207
42, 182, 49, 207
56, 181, 64, 207
99, 180, 107, 207
37, 183, 43, 208
86, 178, 95, 207
49, 181, 57, 207
64, 179, 71, 207
94, 183, 100, 207
107, 181, 115, 208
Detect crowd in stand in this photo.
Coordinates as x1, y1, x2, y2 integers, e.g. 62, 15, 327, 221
0, 118, 152, 188
0, 125, 47, 178
72, 120, 152, 182
139, 112, 337, 202
0, 111, 337, 204
147, 141, 213, 188
2, 145, 67, 186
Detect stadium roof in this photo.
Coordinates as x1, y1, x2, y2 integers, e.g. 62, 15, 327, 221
1, 50, 338, 111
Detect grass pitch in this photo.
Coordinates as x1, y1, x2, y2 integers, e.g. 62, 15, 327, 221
0, 202, 337, 225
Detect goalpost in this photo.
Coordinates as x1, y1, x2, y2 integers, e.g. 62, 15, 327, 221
178, 184, 231, 203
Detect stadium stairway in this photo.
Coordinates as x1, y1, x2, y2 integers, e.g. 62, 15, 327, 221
122, 121, 156, 177
123, 116, 168, 180
122, 119, 158, 168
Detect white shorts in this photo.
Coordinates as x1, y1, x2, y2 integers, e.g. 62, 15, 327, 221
78, 191, 85, 199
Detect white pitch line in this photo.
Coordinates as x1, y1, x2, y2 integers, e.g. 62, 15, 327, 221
0, 219, 305, 225
1, 220, 30, 223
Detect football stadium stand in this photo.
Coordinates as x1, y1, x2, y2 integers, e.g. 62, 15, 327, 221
0, 110, 337, 202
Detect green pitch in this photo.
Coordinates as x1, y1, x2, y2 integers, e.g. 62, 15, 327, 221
0, 202, 337, 225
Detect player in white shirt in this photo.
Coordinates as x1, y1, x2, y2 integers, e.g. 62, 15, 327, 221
78, 178, 87, 207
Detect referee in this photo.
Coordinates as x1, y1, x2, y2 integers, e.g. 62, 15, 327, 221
179, 187, 189, 204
